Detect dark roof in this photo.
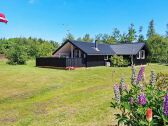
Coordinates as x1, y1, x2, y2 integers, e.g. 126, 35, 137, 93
53, 40, 146, 56
110, 42, 146, 55
70, 40, 115, 55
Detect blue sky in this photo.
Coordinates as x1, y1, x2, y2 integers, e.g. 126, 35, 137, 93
0, 0, 168, 42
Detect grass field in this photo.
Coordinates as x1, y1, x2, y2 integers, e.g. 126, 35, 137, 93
0, 60, 168, 126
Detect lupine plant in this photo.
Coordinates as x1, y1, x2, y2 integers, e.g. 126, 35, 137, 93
111, 65, 168, 126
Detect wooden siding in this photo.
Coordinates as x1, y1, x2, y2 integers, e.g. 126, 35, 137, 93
86, 55, 106, 67
36, 57, 86, 67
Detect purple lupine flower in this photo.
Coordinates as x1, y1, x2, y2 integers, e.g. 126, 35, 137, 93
114, 84, 120, 103
163, 94, 168, 116
138, 93, 147, 105
129, 97, 134, 104
137, 66, 145, 83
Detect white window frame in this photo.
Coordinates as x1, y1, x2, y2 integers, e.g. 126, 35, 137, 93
137, 51, 141, 59
137, 50, 145, 59
141, 50, 145, 59
104, 55, 108, 60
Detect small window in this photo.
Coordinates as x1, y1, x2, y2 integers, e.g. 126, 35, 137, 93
104, 55, 108, 60
137, 52, 141, 59
141, 50, 145, 59
137, 50, 145, 59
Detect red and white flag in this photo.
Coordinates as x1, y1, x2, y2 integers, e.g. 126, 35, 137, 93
0, 13, 8, 24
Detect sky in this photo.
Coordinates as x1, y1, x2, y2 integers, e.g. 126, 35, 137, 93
0, 0, 168, 42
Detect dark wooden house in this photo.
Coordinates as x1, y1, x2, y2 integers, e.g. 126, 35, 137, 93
36, 40, 148, 67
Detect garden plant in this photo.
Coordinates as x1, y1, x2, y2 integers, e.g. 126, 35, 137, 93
111, 65, 168, 126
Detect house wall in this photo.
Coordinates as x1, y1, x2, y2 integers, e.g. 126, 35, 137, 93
86, 55, 106, 67
36, 57, 67, 67
133, 47, 148, 65
36, 57, 86, 67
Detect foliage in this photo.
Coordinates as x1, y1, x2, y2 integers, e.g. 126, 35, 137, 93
82, 33, 93, 42
63, 33, 75, 41
147, 34, 168, 63
95, 33, 116, 44
111, 66, 168, 126
147, 19, 156, 38
110, 55, 130, 67
138, 26, 145, 42
112, 28, 121, 42
156, 73, 168, 91
127, 23, 137, 42
0, 37, 59, 64
166, 24, 168, 38
6, 45, 28, 65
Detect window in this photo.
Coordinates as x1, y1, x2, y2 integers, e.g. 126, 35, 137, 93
137, 50, 145, 59
104, 55, 108, 60
141, 50, 145, 59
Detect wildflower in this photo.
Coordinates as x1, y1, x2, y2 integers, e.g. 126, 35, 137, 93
114, 84, 120, 103
138, 93, 147, 105
163, 94, 168, 116
150, 71, 156, 86
137, 66, 145, 84
146, 108, 153, 122
129, 97, 134, 104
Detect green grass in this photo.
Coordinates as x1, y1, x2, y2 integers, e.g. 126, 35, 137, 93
0, 60, 168, 126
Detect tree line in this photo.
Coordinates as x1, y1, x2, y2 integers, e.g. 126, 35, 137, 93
0, 19, 168, 64
0, 37, 59, 64
64, 20, 168, 64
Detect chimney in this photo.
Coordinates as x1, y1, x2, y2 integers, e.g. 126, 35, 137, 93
95, 40, 98, 49
94, 40, 99, 51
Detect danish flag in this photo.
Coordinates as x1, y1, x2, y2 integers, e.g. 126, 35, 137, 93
0, 13, 8, 24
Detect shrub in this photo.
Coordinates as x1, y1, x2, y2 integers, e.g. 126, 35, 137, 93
110, 55, 130, 67
156, 73, 168, 91
6, 45, 28, 65
111, 66, 168, 126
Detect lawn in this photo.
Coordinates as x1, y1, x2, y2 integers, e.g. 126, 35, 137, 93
0, 60, 168, 126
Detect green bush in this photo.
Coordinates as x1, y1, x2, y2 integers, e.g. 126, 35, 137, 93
156, 73, 168, 91
110, 55, 130, 67
6, 45, 28, 65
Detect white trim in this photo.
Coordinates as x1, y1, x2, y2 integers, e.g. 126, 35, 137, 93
137, 51, 141, 59
141, 50, 145, 59
137, 50, 145, 59
104, 55, 108, 60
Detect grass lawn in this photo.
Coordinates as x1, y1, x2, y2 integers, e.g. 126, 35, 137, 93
0, 60, 168, 126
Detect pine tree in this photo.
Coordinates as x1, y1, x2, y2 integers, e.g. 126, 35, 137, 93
138, 26, 145, 42
112, 28, 121, 42
127, 23, 137, 42
63, 33, 75, 42
82, 34, 93, 42
147, 19, 156, 38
